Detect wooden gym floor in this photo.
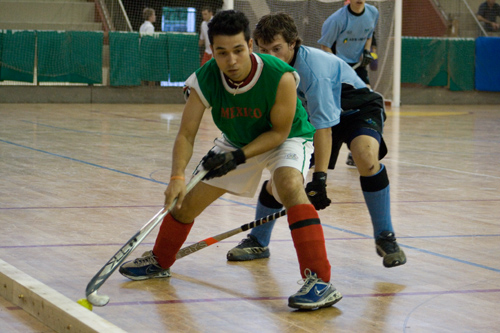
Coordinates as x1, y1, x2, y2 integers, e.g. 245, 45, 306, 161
0, 103, 499, 332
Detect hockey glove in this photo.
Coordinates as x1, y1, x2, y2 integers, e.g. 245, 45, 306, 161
360, 49, 375, 67
305, 172, 331, 210
202, 149, 246, 180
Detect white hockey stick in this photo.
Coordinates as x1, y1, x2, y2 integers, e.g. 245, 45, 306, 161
352, 60, 363, 70
85, 168, 208, 307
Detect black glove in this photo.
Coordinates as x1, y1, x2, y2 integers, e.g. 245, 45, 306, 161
360, 49, 375, 67
202, 148, 246, 180
305, 172, 331, 210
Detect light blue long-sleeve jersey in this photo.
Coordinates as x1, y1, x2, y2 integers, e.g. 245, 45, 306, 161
293, 45, 367, 129
318, 4, 379, 64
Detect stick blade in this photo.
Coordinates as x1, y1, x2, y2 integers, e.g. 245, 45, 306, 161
87, 291, 110, 307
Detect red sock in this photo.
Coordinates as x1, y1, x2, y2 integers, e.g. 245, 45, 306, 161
153, 213, 194, 268
288, 204, 331, 282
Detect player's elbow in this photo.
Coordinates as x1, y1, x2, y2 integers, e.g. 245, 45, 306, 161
320, 45, 332, 53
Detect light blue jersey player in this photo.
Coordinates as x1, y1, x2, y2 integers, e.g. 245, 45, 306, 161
319, 0, 379, 166
225, 13, 406, 270
318, 1, 378, 85
293, 46, 367, 130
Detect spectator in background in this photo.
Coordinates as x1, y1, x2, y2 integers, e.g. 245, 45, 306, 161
140, 8, 157, 86
199, 6, 214, 66
477, 0, 500, 32
140, 8, 156, 34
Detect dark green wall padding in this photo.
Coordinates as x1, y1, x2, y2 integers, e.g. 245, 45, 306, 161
402, 37, 475, 91
0, 30, 36, 83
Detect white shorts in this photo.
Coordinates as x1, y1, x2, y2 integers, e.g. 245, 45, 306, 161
201, 136, 313, 200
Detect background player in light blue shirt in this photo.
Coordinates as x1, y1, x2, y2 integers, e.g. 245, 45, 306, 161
318, 0, 378, 86
226, 13, 406, 269
319, 0, 379, 166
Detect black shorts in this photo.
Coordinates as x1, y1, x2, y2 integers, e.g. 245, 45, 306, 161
348, 63, 370, 85
310, 95, 388, 170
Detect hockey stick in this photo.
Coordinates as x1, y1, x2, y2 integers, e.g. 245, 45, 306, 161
352, 60, 363, 70
352, 51, 378, 70
176, 209, 287, 259
85, 168, 208, 307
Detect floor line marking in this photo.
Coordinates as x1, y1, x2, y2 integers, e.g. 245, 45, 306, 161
106, 288, 500, 307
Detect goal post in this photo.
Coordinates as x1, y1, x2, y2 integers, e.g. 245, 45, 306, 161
393, 0, 402, 107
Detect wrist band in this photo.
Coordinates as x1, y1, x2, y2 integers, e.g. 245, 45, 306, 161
170, 176, 185, 181
232, 148, 246, 165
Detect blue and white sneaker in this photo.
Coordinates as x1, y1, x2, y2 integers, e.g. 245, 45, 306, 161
288, 269, 342, 310
119, 250, 171, 281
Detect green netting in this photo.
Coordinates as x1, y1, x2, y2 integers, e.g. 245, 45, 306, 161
37, 31, 103, 84
109, 32, 141, 86
110, 32, 199, 85
140, 34, 169, 82
37, 31, 70, 82
448, 38, 475, 91
167, 32, 199, 82
1, 30, 206, 86
401, 37, 448, 87
0, 30, 36, 82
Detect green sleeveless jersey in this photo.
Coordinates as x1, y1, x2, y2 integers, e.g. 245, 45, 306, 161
185, 53, 315, 148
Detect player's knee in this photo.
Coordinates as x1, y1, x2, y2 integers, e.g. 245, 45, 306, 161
170, 209, 194, 224
352, 147, 379, 173
170, 201, 198, 223
277, 176, 302, 195
272, 168, 307, 206
352, 147, 376, 165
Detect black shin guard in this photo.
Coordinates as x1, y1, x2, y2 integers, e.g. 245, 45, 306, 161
360, 165, 389, 192
259, 181, 283, 209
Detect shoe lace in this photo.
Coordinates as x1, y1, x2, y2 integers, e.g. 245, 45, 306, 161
237, 235, 260, 248
133, 251, 158, 265
381, 240, 398, 253
296, 268, 319, 292
378, 232, 399, 253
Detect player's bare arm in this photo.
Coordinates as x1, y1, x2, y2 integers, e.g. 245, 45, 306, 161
313, 127, 333, 173
165, 88, 206, 209
364, 37, 373, 52
240, 72, 297, 158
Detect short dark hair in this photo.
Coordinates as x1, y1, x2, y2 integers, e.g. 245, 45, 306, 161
254, 13, 302, 50
208, 10, 251, 45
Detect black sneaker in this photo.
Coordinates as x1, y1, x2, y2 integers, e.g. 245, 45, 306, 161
346, 152, 356, 166
375, 231, 407, 268
226, 235, 270, 261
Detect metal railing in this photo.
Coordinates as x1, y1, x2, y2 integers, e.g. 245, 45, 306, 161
461, 0, 488, 36
99, 0, 133, 32
435, 0, 489, 37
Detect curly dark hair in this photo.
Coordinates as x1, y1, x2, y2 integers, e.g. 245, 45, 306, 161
208, 10, 251, 45
253, 13, 302, 50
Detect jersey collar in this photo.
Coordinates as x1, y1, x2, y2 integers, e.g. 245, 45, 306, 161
221, 54, 263, 95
